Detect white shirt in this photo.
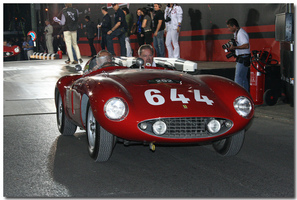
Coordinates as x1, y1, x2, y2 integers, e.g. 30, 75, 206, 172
164, 5, 183, 30
234, 28, 250, 56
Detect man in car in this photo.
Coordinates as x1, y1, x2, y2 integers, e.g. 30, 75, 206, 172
137, 44, 157, 67
85, 50, 113, 73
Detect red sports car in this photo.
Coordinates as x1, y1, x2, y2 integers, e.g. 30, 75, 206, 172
55, 57, 254, 162
4, 45, 20, 59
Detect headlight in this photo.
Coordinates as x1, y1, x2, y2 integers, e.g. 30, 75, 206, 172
207, 119, 221, 134
104, 97, 127, 120
14, 46, 20, 53
234, 96, 252, 118
152, 121, 167, 135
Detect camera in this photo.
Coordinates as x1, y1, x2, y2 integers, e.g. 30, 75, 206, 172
144, 4, 154, 12
165, 16, 171, 22
222, 38, 236, 49
222, 38, 237, 59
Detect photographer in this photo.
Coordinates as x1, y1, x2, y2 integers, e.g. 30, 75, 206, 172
226, 18, 250, 91
164, 4, 183, 58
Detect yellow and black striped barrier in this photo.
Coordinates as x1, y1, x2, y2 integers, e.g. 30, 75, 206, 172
30, 52, 59, 60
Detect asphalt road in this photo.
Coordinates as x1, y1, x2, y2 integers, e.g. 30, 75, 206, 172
3, 58, 294, 198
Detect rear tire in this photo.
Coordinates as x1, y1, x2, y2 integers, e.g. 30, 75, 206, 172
56, 92, 77, 135
86, 104, 116, 162
212, 130, 245, 156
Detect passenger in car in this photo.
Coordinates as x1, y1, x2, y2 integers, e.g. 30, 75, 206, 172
84, 50, 113, 73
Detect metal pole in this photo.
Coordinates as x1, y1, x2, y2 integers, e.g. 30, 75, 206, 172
30, 4, 37, 33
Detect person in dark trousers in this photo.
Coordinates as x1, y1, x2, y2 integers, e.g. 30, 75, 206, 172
84, 15, 97, 57
152, 3, 165, 57
136, 8, 145, 47
97, 6, 111, 50
106, 3, 128, 56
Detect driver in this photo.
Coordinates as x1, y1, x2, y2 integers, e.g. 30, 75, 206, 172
137, 44, 157, 67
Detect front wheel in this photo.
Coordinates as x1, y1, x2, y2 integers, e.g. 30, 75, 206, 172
86, 104, 116, 162
56, 92, 77, 135
212, 130, 245, 156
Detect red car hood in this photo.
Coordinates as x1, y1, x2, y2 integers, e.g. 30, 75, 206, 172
105, 69, 233, 120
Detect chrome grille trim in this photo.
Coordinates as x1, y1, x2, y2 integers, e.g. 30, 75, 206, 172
138, 117, 232, 139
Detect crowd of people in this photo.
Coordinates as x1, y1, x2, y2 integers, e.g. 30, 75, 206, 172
5, 3, 184, 62
4, 4, 250, 92
50, 3, 184, 64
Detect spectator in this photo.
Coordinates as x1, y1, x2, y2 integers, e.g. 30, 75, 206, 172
122, 7, 133, 57
84, 15, 97, 57
142, 8, 153, 45
44, 20, 54, 54
26, 35, 34, 60
97, 6, 111, 51
226, 18, 250, 91
136, 8, 144, 47
22, 36, 28, 60
53, 3, 83, 64
152, 3, 165, 57
164, 4, 183, 58
106, 3, 128, 56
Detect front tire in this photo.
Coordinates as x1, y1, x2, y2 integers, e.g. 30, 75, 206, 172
86, 104, 116, 162
212, 130, 245, 156
56, 92, 77, 135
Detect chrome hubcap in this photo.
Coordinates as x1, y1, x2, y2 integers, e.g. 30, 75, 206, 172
87, 108, 96, 151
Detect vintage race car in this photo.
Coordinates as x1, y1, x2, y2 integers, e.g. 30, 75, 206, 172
55, 56, 254, 162
4, 45, 20, 58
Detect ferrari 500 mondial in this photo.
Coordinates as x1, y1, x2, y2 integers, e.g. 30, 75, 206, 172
55, 56, 254, 162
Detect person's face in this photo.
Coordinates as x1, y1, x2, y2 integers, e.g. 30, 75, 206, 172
112, 4, 119, 11
140, 49, 153, 66
154, 4, 160, 11
227, 24, 236, 33
137, 9, 142, 16
45, 21, 49, 25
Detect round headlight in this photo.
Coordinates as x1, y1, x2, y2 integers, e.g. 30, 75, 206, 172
104, 98, 127, 120
207, 119, 221, 134
234, 96, 252, 118
152, 121, 167, 135
14, 46, 20, 53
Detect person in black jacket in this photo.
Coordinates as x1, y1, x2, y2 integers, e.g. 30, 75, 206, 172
106, 3, 128, 56
97, 6, 111, 50
53, 3, 83, 64
84, 16, 97, 57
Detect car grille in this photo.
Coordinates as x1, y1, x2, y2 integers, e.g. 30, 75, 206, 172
138, 117, 232, 139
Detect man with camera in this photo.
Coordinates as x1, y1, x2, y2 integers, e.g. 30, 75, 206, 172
164, 4, 183, 58
226, 18, 250, 91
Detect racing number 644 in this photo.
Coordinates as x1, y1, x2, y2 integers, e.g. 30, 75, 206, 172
144, 89, 214, 106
